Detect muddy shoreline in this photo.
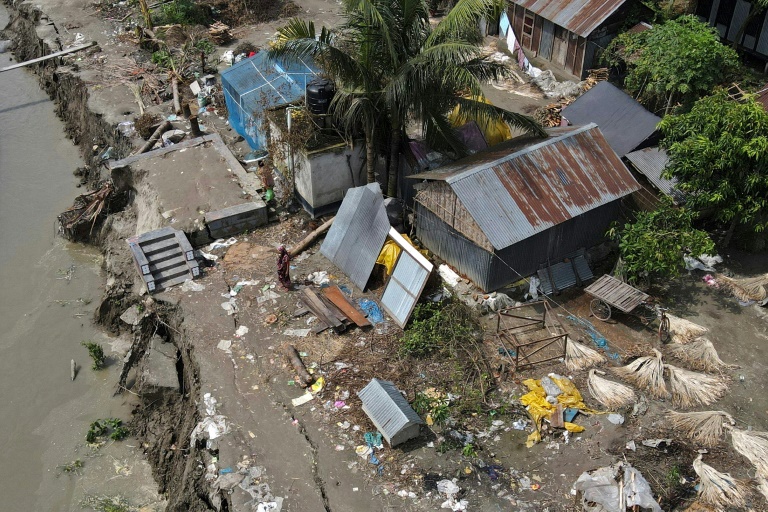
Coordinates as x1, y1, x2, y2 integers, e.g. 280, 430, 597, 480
1, 3, 211, 509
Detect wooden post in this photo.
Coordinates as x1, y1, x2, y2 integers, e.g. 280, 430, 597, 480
288, 216, 335, 257
171, 78, 181, 115
135, 120, 171, 155
182, 101, 191, 119
284, 345, 315, 387
189, 115, 202, 137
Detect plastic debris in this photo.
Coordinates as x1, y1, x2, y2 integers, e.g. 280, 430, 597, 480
358, 299, 384, 324
572, 463, 662, 512
310, 376, 325, 394
307, 271, 329, 286
365, 431, 383, 449
607, 413, 625, 425
438, 479, 467, 511
291, 392, 314, 407
217, 340, 232, 354
221, 300, 238, 315
438, 264, 461, 287
208, 238, 237, 250
283, 328, 311, 337
234, 326, 249, 337
181, 279, 205, 292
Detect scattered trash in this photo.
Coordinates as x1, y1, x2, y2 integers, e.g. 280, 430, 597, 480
438, 264, 461, 287
307, 271, 329, 286
310, 376, 325, 394
217, 340, 232, 354
291, 392, 314, 407
365, 431, 383, 449
208, 238, 238, 251
265, 314, 278, 325
482, 292, 517, 312
181, 279, 205, 292
221, 300, 238, 315
117, 121, 135, 137
512, 419, 528, 431
355, 445, 373, 459
335, 445, 345, 451
438, 479, 467, 511
283, 328, 311, 337
642, 438, 673, 449
572, 463, 662, 512
199, 250, 219, 262
234, 326, 249, 338
334, 400, 346, 408
358, 299, 384, 324
626, 440, 636, 451
607, 413, 625, 425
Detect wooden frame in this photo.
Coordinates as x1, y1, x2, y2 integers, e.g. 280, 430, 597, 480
495, 300, 567, 371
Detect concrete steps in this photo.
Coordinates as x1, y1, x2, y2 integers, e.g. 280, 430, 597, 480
127, 227, 199, 294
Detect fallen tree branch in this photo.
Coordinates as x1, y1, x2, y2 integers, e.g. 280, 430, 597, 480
289, 216, 334, 257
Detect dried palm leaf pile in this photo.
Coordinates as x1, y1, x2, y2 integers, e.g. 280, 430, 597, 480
613, 348, 667, 398
587, 369, 636, 409
57, 181, 114, 242
668, 410, 734, 447
665, 365, 728, 408
666, 338, 734, 372
717, 273, 768, 303
692, 454, 750, 509
565, 339, 606, 371
666, 314, 709, 344
730, 428, 768, 477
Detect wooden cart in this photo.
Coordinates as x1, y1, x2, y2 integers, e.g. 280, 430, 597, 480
585, 274, 670, 342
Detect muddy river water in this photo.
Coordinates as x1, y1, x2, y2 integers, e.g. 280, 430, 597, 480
0, 7, 159, 511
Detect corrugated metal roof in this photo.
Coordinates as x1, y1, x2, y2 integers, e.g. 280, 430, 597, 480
561, 82, 660, 157
380, 228, 434, 327
756, 83, 768, 111
537, 254, 593, 294
624, 147, 685, 204
511, 0, 627, 37
320, 183, 390, 290
414, 124, 639, 250
358, 379, 423, 442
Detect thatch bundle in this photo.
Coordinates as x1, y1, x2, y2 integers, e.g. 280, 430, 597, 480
717, 273, 768, 302
666, 338, 734, 372
730, 428, 768, 477
587, 370, 636, 409
565, 339, 606, 371
668, 410, 734, 447
692, 454, 749, 509
666, 314, 709, 344
613, 349, 667, 398
666, 365, 728, 408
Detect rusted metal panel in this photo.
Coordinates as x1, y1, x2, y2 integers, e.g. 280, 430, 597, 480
443, 124, 638, 250
511, 0, 627, 38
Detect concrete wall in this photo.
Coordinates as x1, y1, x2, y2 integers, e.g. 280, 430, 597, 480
297, 142, 366, 217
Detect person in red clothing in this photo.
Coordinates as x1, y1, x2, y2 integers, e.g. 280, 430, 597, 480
277, 245, 292, 290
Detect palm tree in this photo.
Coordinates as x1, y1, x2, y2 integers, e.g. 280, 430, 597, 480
269, 0, 545, 197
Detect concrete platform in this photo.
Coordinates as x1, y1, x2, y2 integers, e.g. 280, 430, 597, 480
110, 133, 267, 246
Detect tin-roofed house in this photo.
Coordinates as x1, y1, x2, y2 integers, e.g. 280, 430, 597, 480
410, 124, 640, 292
358, 379, 423, 447
504, 0, 637, 78
561, 81, 661, 157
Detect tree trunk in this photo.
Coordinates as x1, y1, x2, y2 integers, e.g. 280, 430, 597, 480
365, 130, 376, 185
731, 5, 765, 49
137, 0, 153, 30
722, 216, 738, 248
387, 126, 401, 198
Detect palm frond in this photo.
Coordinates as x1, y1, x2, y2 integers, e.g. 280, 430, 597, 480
692, 454, 750, 509
666, 338, 735, 372
428, 0, 502, 45
587, 369, 636, 409
730, 427, 768, 478
668, 410, 734, 447
611, 349, 667, 398
665, 364, 728, 408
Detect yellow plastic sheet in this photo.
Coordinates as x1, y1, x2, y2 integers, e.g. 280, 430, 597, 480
448, 95, 513, 146
375, 234, 426, 276
519, 376, 591, 447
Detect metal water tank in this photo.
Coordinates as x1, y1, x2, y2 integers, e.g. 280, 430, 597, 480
306, 78, 335, 115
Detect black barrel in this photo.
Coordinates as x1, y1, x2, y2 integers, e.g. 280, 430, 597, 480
305, 78, 336, 115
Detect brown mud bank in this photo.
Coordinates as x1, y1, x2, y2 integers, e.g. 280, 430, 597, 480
1, 3, 213, 510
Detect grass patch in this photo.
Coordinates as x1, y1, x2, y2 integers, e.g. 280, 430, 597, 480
81, 341, 105, 370
86, 418, 130, 445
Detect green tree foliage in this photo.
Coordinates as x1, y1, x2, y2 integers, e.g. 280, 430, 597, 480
659, 90, 768, 243
269, 0, 545, 196
609, 199, 714, 283
604, 16, 740, 113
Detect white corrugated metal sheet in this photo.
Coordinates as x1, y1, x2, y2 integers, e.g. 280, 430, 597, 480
358, 378, 423, 444
379, 228, 434, 327
320, 183, 390, 290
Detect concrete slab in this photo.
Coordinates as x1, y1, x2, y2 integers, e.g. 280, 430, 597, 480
110, 134, 265, 243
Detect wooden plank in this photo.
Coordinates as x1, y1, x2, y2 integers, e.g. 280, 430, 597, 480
0, 42, 96, 73
322, 286, 371, 327
301, 288, 344, 332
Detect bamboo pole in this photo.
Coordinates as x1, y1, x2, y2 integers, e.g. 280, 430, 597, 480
135, 120, 171, 155
288, 216, 334, 257
171, 78, 181, 115
0, 42, 96, 73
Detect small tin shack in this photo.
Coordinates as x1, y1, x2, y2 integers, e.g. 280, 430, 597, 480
358, 379, 423, 447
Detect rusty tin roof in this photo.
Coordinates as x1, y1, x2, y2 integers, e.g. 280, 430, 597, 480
511, 0, 628, 37
410, 124, 640, 250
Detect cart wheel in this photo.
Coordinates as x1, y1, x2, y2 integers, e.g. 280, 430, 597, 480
658, 316, 671, 343
590, 299, 611, 321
